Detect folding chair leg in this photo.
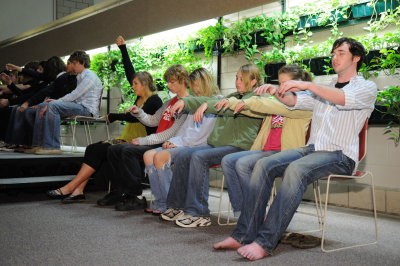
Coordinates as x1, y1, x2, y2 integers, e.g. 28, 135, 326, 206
216, 174, 236, 226
321, 172, 378, 252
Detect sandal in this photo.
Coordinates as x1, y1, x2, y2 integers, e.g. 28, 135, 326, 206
291, 235, 321, 249
280, 233, 305, 245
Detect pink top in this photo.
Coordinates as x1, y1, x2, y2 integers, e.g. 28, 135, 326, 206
263, 115, 284, 151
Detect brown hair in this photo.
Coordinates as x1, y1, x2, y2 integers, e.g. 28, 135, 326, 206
133, 71, 156, 92
163, 64, 190, 88
278, 64, 312, 82
189, 68, 220, 97
331, 37, 366, 71
239, 64, 262, 92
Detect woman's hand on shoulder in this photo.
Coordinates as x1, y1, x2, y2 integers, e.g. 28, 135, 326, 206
170, 99, 185, 115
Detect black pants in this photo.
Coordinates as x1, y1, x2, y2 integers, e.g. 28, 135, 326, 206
107, 143, 161, 196
83, 141, 113, 190
0, 107, 11, 141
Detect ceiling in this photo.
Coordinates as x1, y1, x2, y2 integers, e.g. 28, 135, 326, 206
0, 0, 273, 67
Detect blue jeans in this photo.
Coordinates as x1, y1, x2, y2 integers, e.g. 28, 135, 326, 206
221, 150, 280, 213
6, 106, 36, 146
146, 147, 189, 212
32, 101, 91, 149
169, 145, 243, 216
231, 145, 355, 254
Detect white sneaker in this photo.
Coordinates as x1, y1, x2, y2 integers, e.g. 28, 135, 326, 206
175, 215, 211, 228
160, 208, 184, 221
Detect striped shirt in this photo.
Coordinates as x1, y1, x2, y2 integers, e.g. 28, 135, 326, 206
292, 75, 377, 164
57, 68, 102, 117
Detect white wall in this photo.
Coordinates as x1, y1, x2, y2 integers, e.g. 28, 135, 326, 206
0, 0, 54, 42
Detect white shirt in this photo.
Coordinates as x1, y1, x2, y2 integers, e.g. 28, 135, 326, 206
292, 75, 377, 165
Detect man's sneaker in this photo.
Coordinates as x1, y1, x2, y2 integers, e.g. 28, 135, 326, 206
97, 191, 123, 206
35, 148, 62, 155
0, 144, 17, 152
175, 215, 212, 228
160, 208, 184, 221
115, 195, 147, 211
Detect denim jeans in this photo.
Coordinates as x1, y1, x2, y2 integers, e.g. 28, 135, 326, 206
231, 145, 355, 254
221, 150, 280, 213
146, 146, 189, 212
175, 145, 242, 216
6, 106, 36, 146
32, 101, 91, 149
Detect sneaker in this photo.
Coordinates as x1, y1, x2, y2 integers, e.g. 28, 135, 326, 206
0, 144, 18, 152
35, 148, 62, 155
24, 146, 41, 154
115, 195, 147, 211
97, 191, 123, 206
175, 215, 212, 228
160, 208, 184, 221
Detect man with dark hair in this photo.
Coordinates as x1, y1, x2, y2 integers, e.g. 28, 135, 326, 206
32, 50, 102, 155
213, 37, 377, 261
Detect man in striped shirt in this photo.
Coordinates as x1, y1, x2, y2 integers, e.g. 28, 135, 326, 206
213, 37, 377, 261
32, 51, 102, 155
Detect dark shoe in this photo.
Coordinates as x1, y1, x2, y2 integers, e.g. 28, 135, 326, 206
291, 235, 321, 249
46, 189, 70, 199
115, 195, 147, 211
97, 191, 123, 206
62, 194, 86, 204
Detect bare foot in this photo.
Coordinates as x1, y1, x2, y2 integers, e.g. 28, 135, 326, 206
237, 242, 268, 261
213, 237, 242, 250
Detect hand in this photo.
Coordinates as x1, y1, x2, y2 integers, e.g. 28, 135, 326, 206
31, 105, 38, 109
103, 114, 110, 123
44, 98, 55, 103
131, 138, 140, 145
278, 80, 309, 95
0, 98, 9, 108
19, 102, 29, 112
126, 105, 139, 115
116, 36, 126, 46
233, 101, 246, 114
5, 63, 22, 72
214, 99, 229, 111
193, 102, 208, 123
162, 141, 176, 149
39, 105, 48, 119
254, 84, 277, 95
0, 73, 12, 85
170, 99, 185, 115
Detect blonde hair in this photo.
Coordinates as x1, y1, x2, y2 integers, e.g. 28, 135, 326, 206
163, 64, 190, 88
239, 64, 262, 92
189, 68, 220, 97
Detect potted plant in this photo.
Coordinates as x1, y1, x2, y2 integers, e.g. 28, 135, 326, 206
376, 86, 400, 146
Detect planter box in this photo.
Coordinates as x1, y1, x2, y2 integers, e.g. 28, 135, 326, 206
352, 0, 400, 19
265, 62, 286, 84
369, 105, 399, 125
306, 56, 333, 76
298, 7, 350, 29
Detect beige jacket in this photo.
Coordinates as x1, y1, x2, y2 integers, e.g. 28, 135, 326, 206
228, 95, 312, 151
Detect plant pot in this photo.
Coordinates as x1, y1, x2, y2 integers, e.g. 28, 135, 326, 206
369, 105, 399, 125
306, 56, 332, 76
254, 30, 269, 47
351, 0, 400, 19
265, 62, 286, 84
297, 14, 319, 29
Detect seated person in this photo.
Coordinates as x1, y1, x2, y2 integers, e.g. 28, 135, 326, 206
219, 64, 312, 219
143, 67, 220, 215
31, 51, 103, 155
99, 64, 190, 211
213, 37, 377, 261
160, 64, 263, 227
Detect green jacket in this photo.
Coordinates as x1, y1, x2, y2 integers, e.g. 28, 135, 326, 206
183, 91, 262, 150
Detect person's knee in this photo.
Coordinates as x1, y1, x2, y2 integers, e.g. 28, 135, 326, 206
221, 154, 235, 169
154, 150, 170, 169
143, 150, 156, 165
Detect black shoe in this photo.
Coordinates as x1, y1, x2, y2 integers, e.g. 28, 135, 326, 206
46, 189, 70, 199
62, 194, 86, 204
115, 195, 147, 211
97, 191, 123, 206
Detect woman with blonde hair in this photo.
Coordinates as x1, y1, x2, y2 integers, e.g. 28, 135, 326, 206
142, 67, 220, 214
160, 64, 263, 227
